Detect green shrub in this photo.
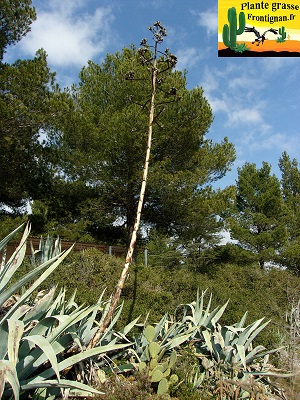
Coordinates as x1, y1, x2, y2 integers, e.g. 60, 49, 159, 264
43, 247, 300, 353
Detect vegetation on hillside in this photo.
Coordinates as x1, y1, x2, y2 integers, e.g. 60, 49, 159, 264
0, 2, 300, 398
1, 226, 299, 399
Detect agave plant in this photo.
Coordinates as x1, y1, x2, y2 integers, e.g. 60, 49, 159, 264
191, 311, 291, 399
174, 289, 229, 334
106, 291, 231, 395
30, 234, 62, 267
0, 225, 133, 399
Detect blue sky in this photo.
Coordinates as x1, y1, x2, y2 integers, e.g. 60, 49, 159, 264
4, 0, 300, 189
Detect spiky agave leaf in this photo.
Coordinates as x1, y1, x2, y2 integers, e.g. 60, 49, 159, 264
0, 226, 132, 399
0, 360, 20, 400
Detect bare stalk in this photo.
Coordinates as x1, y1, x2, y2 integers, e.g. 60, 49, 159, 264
87, 30, 161, 350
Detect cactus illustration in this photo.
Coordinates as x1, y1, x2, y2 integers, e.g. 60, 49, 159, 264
222, 7, 246, 50
277, 26, 287, 42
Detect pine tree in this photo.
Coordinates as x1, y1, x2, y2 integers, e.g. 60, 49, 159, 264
227, 162, 287, 269
279, 152, 300, 274
0, 0, 36, 60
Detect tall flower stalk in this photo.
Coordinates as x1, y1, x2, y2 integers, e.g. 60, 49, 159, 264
88, 22, 177, 348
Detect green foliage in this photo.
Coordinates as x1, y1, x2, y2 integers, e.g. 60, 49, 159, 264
118, 291, 232, 395
137, 325, 179, 394
52, 45, 235, 244
227, 162, 287, 269
0, 226, 134, 399
142, 230, 182, 268
117, 291, 288, 398
29, 182, 101, 242
276, 26, 287, 42
278, 151, 300, 274
0, 214, 27, 241
47, 247, 299, 353
0, 0, 36, 60
0, 226, 295, 399
222, 7, 246, 50
0, 49, 71, 211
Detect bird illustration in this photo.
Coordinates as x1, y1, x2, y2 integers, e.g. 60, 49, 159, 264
244, 26, 278, 45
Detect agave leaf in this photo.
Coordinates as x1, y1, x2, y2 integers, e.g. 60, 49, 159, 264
119, 316, 140, 337
153, 313, 169, 339
22, 335, 61, 383
202, 329, 213, 353
0, 359, 20, 400
46, 288, 65, 315
222, 345, 234, 364
77, 300, 101, 346
23, 288, 56, 325
213, 330, 225, 348
221, 326, 235, 347
245, 370, 295, 378
211, 339, 223, 362
164, 319, 189, 344
0, 224, 24, 252
191, 370, 205, 388
0, 322, 9, 359
164, 331, 194, 351
236, 318, 265, 347
101, 302, 124, 340
1, 246, 74, 325
7, 319, 24, 366
20, 379, 102, 395
19, 304, 113, 378
244, 320, 270, 350
193, 289, 205, 323
246, 346, 284, 365
200, 293, 212, 325
46, 304, 99, 344
236, 344, 246, 370
209, 300, 229, 328
235, 311, 248, 328
113, 316, 140, 346
21, 316, 57, 340
17, 307, 94, 380
18, 322, 73, 365
0, 227, 28, 292
65, 289, 78, 312
244, 345, 266, 364
31, 387, 54, 400
24, 342, 132, 384
0, 259, 57, 309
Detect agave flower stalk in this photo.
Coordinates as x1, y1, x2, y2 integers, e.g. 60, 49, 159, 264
87, 22, 177, 349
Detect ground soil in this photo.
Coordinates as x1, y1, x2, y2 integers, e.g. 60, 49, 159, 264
218, 40, 300, 57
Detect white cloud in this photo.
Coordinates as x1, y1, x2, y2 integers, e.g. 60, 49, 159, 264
9, 1, 114, 67
207, 96, 229, 114
250, 131, 300, 153
175, 47, 204, 71
227, 108, 264, 126
201, 66, 219, 93
196, 8, 218, 36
